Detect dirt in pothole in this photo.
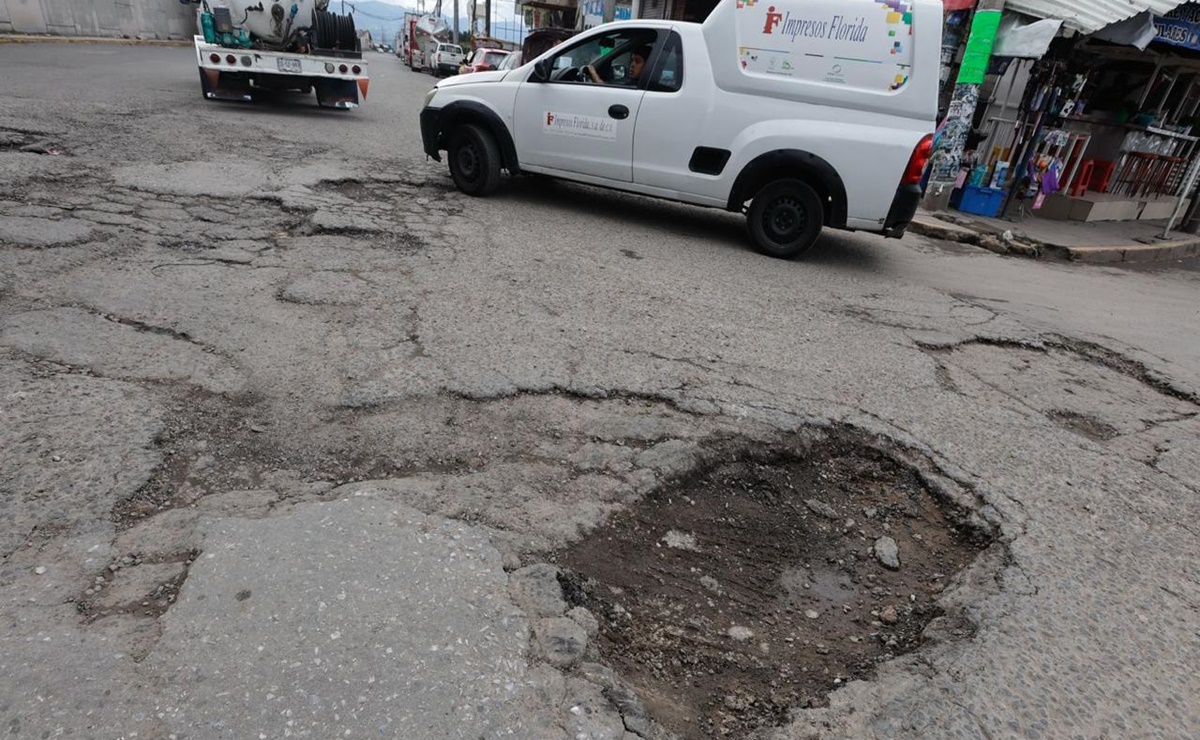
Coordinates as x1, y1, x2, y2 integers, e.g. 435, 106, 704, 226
551, 438, 992, 739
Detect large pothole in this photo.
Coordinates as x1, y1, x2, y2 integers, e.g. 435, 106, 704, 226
550, 434, 993, 739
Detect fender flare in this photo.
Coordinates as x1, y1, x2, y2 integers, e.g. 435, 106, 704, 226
436, 100, 520, 173
727, 150, 848, 229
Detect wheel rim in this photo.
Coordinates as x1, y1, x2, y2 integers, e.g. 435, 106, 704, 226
761, 195, 807, 244
455, 140, 480, 183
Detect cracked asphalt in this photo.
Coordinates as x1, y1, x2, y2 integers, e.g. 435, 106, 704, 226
1, 42, 1198, 739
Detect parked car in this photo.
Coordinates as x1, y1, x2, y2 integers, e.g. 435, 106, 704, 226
429, 42, 465, 76
522, 28, 576, 63
419, 0, 939, 260
496, 51, 522, 72
459, 48, 512, 75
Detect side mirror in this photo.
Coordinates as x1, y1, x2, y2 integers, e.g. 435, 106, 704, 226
532, 58, 552, 83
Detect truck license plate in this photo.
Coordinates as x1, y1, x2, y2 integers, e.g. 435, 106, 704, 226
277, 58, 302, 73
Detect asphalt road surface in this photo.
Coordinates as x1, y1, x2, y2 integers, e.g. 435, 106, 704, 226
1, 41, 1198, 739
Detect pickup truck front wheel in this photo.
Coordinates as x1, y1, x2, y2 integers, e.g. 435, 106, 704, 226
448, 124, 502, 197
747, 179, 824, 260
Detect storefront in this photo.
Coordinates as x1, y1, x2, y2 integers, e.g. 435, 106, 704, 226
519, 0, 577, 30
636, 0, 718, 22
578, 0, 633, 29
953, 2, 1200, 222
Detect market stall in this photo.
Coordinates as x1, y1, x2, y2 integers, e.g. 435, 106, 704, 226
954, 2, 1200, 222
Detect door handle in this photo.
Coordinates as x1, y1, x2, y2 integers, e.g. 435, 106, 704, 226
608, 104, 630, 120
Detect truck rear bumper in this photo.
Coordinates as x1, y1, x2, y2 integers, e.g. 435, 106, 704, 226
421, 107, 443, 162
194, 36, 369, 107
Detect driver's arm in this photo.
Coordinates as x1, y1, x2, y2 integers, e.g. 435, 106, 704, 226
585, 65, 603, 84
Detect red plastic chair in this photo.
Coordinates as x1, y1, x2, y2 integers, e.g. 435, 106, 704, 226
1089, 160, 1116, 193
1071, 160, 1095, 197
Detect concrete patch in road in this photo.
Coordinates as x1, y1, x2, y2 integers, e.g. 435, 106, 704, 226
925, 341, 1198, 440
0, 358, 162, 556
111, 160, 275, 197
278, 270, 371, 305
147, 498, 561, 738
1, 307, 247, 394
0, 215, 95, 248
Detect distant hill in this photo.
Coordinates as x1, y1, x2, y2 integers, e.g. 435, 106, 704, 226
342, 1, 527, 45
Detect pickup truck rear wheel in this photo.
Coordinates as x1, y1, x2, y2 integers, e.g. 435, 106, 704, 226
746, 179, 824, 260
448, 124, 502, 197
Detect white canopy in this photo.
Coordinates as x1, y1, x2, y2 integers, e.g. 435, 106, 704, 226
1005, 0, 1188, 35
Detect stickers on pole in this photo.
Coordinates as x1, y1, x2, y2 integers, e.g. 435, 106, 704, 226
734, 0, 916, 92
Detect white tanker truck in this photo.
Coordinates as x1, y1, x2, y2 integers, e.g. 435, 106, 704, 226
185, 0, 369, 109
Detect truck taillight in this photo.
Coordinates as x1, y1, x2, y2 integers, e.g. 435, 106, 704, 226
225, 54, 236, 65
210, 53, 221, 64
339, 64, 348, 73
902, 134, 934, 186
352, 65, 361, 75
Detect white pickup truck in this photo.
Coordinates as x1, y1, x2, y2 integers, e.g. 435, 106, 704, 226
419, 0, 939, 259
428, 42, 465, 77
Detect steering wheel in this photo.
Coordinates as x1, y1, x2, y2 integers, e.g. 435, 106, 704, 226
575, 66, 594, 83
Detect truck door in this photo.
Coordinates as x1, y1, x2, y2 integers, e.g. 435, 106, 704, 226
514, 28, 660, 183
631, 31, 711, 193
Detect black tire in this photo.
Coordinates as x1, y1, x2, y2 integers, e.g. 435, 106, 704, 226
746, 179, 824, 259
448, 124, 502, 196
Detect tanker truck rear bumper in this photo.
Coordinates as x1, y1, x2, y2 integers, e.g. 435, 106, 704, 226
194, 36, 369, 109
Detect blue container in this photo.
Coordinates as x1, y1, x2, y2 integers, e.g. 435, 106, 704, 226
200, 12, 216, 44
957, 186, 1006, 218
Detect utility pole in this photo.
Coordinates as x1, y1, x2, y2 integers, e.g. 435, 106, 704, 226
452, 0, 459, 43
485, 0, 491, 37
603, 0, 616, 23
922, 0, 1005, 212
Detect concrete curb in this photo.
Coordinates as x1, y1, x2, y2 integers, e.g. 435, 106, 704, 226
1063, 238, 1200, 264
0, 34, 190, 47
908, 216, 1040, 258
910, 214, 1200, 264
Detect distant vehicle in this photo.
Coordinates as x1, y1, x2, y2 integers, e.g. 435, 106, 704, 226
429, 42, 464, 76
191, 0, 368, 109
404, 11, 449, 72
522, 27, 576, 63
495, 51, 522, 72
459, 48, 511, 75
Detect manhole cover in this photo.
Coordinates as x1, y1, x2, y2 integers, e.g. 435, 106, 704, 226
551, 436, 991, 738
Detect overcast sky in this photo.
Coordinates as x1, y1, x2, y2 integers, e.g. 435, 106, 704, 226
366, 0, 522, 24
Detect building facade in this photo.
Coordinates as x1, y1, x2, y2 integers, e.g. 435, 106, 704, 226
0, 0, 195, 39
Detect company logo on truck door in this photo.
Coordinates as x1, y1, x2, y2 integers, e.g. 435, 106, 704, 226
736, 0, 914, 91
544, 111, 618, 141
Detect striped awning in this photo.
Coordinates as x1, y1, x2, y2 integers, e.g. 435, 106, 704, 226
1004, 0, 1189, 35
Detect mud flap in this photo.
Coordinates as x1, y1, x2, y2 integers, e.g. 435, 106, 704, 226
198, 68, 253, 102
314, 78, 361, 109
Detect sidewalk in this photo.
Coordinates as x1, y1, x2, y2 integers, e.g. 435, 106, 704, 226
0, 33, 189, 47
910, 208, 1200, 263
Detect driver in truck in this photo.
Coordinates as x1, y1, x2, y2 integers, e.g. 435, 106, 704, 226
585, 44, 650, 86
